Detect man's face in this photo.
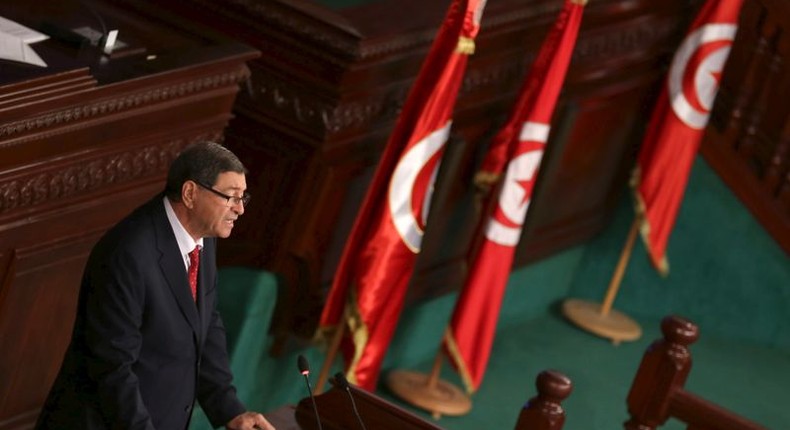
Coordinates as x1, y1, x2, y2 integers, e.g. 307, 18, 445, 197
192, 171, 246, 238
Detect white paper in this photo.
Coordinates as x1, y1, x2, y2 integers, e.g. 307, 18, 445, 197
0, 30, 47, 67
0, 16, 48, 67
0, 15, 49, 44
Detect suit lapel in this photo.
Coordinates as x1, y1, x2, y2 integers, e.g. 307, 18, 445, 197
196, 241, 211, 350
152, 200, 200, 338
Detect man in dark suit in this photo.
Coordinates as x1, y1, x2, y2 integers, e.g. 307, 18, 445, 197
36, 142, 274, 430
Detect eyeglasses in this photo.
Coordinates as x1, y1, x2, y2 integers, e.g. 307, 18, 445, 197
195, 181, 251, 207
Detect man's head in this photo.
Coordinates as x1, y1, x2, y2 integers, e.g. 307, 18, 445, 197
165, 142, 249, 239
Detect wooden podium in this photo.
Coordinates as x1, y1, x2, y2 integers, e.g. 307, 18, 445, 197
0, 1, 257, 429
294, 380, 443, 430
288, 370, 573, 430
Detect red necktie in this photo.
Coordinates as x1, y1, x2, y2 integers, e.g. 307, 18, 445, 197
188, 246, 200, 301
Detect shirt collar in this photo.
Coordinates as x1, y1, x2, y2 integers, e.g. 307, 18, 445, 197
163, 196, 204, 267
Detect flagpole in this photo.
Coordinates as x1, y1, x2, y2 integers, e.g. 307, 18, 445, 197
561, 217, 642, 345
601, 217, 639, 315
315, 319, 346, 394
386, 348, 472, 420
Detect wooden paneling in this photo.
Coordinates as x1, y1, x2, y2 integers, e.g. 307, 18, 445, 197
0, 235, 97, 424
0, 0, 257, 427
702, 0, 790, 254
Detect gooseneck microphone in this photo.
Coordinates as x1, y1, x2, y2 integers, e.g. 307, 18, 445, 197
334, 372, 368, 430
297, 355, 323, 430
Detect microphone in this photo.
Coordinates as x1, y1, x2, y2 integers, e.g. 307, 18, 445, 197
334, 372, 368, 430
297, 355, 323, 430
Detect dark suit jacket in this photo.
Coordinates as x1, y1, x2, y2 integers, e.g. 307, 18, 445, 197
36, 195, 245, 430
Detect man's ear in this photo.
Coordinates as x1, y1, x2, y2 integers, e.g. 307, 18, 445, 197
182, 181, 197, 209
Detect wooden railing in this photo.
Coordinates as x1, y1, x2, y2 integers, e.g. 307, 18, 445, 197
514, 370, 573, 430
624, 315, 768, 430
703, 0, 790, 255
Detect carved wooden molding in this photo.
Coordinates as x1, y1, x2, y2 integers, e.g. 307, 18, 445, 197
247, 17, 679, 138
0, 132, 222, 215
0, 69, 248, 147
193, 0, 360, 57
573, 19, 679, 64
248, 71, 335, 132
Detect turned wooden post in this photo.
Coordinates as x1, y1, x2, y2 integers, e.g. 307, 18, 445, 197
624, 315, 699, 430
514, 370, 573, 430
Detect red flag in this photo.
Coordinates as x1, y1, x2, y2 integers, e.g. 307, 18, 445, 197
444, 0, 585, 393
633, 0, 743, 275
318, 0, 487, 391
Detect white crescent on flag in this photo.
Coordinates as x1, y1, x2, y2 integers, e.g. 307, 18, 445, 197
485, 121, 549, 247
389, 122, 451, 252
669, 23, 738, 130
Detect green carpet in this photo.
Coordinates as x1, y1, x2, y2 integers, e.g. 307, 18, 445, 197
190, 156, 789, 429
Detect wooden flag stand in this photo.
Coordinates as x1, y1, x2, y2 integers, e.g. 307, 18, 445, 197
386, 350, 471, 420
561, 218, 642, 345
315, 325, 470, 420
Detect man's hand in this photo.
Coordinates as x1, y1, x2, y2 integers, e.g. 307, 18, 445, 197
226, 411, 275, 430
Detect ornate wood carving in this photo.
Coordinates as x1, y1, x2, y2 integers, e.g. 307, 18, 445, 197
0, 135, 223, 216
0, 69, 248, 145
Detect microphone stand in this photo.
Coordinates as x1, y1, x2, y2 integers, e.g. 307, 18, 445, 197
298, 356, 324, 430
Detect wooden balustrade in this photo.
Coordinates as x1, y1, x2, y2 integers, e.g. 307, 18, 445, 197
624, 315, 768, 430
703, 0, 790, 255
514, 370, 573, 430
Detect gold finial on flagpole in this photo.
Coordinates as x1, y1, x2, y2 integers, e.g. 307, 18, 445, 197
456, 37, 475, 54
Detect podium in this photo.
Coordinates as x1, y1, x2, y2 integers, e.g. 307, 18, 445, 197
287, 370, 572, 430
294, 381, 443, 430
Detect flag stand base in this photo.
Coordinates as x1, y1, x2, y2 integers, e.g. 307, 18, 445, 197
562, 298, 642, 345
386, 369, 471, 420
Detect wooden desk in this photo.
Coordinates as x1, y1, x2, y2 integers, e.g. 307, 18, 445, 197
285, 383, 443, 430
